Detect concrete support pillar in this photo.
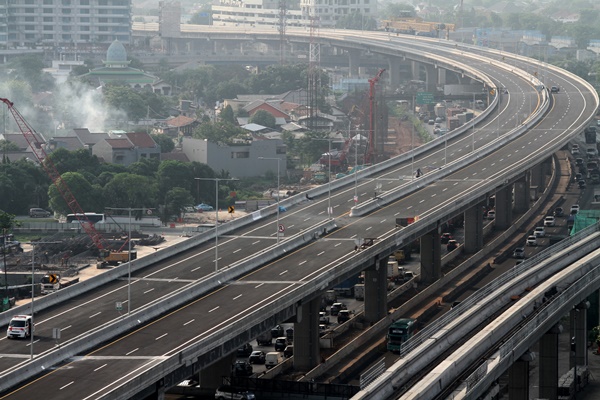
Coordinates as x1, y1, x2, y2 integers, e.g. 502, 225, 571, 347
424, 64, 437, 93
539, 324, 562, 400
199, 354, 235, 391
530, 163, 543, 189
494, 186, 513, 230
513, 175, 530, 213
438, 68, 446, 85
387, 58, 401, 87
294, 297, 321, 371
420, 230, 441, 284
146, 383, 165, 400
348, 49, 360, 77
364, 257, 389, 323
464, 203, 484, 254
570, 303, 589, 369
508, 355, 531, 400
411, 60, 420, 80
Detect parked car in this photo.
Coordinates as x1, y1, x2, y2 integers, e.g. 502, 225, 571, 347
236, 343, 253, 357
195, 203, 214, 212
554, 207, 564, 217
544, 216, 556, 227
446, 239, 459, 251
570, 204, 580, 214
283, 345, 294, 358
330, 302, 347, 316
215, 385, 255, 400
440, 232, 453, 244
29, 208, 51, 218
533, 226, 545, 237
513, 247, 525, 259
526, 235, 538, 246
274, 337, 288, 352
232, 360, 253, 377
319, 311, 330, 325
248, 350, 266, 364
337, 310, 351, 324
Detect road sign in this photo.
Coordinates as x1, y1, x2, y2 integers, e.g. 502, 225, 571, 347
116, 302, 123, 311
278, 224, 285, 232
48, 274, 59, 284
228, 205, 235, 214
52, 328, 61, 340
416, 92, 435, 105
146, 209, 153, 215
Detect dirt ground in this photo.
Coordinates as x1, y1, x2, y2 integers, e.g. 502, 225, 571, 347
385, 117, 425, 157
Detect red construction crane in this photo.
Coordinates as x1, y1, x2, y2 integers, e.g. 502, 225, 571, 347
365, 68, 386, 164
1, 98, 106, 251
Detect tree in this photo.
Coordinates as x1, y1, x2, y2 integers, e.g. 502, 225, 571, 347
103, 85, 147, 122
157, 161, 192, 201
220, 105, 236, 124
249, 110, 277, 129
46, 148, 101, 176
165, 187, 194, 219
102, 173, 158, 209
128, 158, 160, 177
0, 140, 19, 152
151, 134, 175, 153
48, 172, 102, 215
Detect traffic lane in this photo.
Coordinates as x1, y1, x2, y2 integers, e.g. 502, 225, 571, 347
86, 281, 293, 358
1, 358, 162, 400
0, 279, 192, 359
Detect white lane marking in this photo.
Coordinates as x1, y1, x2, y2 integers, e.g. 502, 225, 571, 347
191, 266, 201, 272
279, 271, 288, 275
317, 251, 324, 256
255, 283, 264, 288
62, 325, 72, 331
334, 242, 341, 247
89, 312, 101, 319
156, 333, 168, 340
144, 288, 154, 294
288, 225, 294, 228
126, 348, 139, 355
380, 219, 386, 223
233, 249, 241, 253
252, 241, 260, 245
299, 261, 307, 266
183, 319, 195, 326
366, 227, 372, 231
60, 382, 75, 390
208, 306, 219, 313
94, 364, 107, 372
233, 294, 242, 300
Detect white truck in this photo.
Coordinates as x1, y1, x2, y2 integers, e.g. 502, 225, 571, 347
40, 274, 80, 294
387, 260, 400, 281
354, 283, 365, 301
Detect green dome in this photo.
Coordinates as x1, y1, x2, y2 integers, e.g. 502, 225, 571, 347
106, 40, 127, 63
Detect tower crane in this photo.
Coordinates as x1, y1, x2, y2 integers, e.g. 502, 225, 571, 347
0, 98, 132, 266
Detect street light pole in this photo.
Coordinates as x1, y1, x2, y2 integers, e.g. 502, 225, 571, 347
105, 207, 148, 315
258, 157, 281, 244
195, 177, 238, 271
313, 137, 333, 219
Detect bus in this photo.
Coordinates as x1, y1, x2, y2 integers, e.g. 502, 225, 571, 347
387, 318, 417, 352
66, 213, 106, 224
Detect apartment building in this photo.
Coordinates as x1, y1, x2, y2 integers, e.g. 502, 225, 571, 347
0, 0, 131, 49
211, 0, 376, 29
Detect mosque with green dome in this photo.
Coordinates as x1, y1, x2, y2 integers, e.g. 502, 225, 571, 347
81, 40, 171, 95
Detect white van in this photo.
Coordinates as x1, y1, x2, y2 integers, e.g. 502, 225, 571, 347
265, 351, 283, 369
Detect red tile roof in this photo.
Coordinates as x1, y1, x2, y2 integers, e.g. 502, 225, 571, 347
166, 115, 196, 127
126, 132, 157, 148
105, 138, 134, 149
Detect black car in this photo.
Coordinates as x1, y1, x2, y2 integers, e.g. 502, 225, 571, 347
440, 232, 453, 244
446, 240, 459, 251
274, 337, 288, 352
578, 179, 586, 189
554, 207, 564, 217
271, 325, 284, 338
248, 350, 266, 364
330, 302, 347, 316
283, 345, 294, 358
232, 360, 253, 377
337, 310, 351, 324
237, 343, 253, 357
551, 86, 560, 93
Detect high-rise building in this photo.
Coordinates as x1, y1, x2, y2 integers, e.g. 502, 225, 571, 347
0, 0, 131, 49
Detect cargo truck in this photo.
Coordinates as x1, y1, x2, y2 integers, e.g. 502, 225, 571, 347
334, 275, 360, 298
354, 283, 365, 301
40, 274, 80, 294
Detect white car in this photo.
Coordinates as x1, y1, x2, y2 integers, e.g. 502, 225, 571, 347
526, 235, 538, 246
6, 315, 33, 339
544, 216, 556, 227
486, 210, 496, 220
533, 226, 545, 237
570, 204, 580, 214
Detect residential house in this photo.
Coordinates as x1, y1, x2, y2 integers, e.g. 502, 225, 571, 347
155, 115, 199, 138
92, 132, 160, 166
73, 128, 110, 149
182, 137, 286, 178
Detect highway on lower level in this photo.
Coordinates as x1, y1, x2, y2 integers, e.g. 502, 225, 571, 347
0, 29, 597, 399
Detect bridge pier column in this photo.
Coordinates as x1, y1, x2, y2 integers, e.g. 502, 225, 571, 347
387, 58, 401, 87
348, 49, 360, 77
570, 302, 589, 370
539, 324, 562, 400
513, 175, 530, 213
294, 297, 321, 371
199, 355, 235, 391
144, 382, 165, 400
494, 186, 513, 230
411, 61, 420, 80
530, 163, 544, 189
424, 65, 437, 93
420, 230, 441, 284
438, 68, 446, 86
508, 353, 533, 400
364, 257, 389, 323
464, 202, 484, 254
